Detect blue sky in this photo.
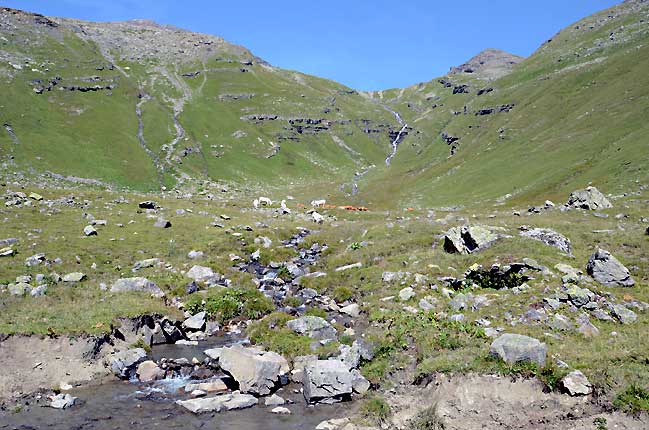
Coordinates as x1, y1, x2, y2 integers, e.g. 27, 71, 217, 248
4, 0, 620, 90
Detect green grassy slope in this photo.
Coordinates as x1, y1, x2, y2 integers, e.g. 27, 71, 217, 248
359, 0, 649, 208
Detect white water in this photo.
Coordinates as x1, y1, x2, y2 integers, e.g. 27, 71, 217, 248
385, 109, 408, 166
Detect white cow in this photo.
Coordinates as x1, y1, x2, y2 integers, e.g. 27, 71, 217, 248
312, 211, 324, 224
311, 199, 326, 208
258, 197, 272, 206
280, 200, 291, 214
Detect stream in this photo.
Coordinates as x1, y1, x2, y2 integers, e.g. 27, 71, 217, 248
0, 337, 352, 430
384, 109, 408, 166
0, 229, 354, 429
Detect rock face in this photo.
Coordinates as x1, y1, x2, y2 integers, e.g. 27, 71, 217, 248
108, 348, 148, 379
443, 225, 499, 254
303, 360, 353, 404
519, 226, 572, 254
489, 333, 547, 366
218, 345, 289, 395
111, 277, 165, 297
176, 392, 258, 414
586, 248, 635, 287
449, 48, 524, 80
287, 316, 337, 340
566, 186, 612, 210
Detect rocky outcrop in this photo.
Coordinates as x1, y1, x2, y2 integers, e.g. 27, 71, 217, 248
218, 345, 289, 395
586, 248, 635, 287
489, 333, 547, 366
566, 186, 612, 210
449, 48, 524, 80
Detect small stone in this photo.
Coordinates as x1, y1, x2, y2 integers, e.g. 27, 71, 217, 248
399, 287, 416, 301
83, 225, 97, 236
154, 217, 172, 228
271, 406, 291, 414
561, 370, 592, 396
49, 393, 76, 409
264, 394, 286, 406
63, 272, 86, 282
137, 360, 165, 382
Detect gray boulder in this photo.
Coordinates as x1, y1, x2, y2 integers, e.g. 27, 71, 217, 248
111, 277, 165, 298
586, 249, 635, 287
287, 316, 336, 340
566, 186, 612, 210
133, 258, 160, 272
8, 282, 30, 296
609, 304, 637, 324
443, 225, 499, 254
519, 226, 572, 254
183, 311, 206, 331
154, 217, 171, 228
63, 272, 86, 282
489, 333, 547, 366
303, 359, 353, 404
176, 392, 258, 414
186, 265, 216, 283
219, 345, 289, 395
108, 348, 148, 379
561, 370, 592, 396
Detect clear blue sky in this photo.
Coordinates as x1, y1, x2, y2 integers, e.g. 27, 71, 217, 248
4, 0, 621, 90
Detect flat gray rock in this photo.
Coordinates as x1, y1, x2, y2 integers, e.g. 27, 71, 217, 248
303, 359, 353, 404
287, 316, 336, 340
176, 392, 258, 413
111, 277, 165, 297
489, 333, 547, 367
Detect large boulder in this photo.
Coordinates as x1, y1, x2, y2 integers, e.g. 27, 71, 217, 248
303, 360, 353, 404
443, 225, 499, 254
489, 333, 547, 367
111, 277, 165, 297
186, 265, 216, 283
609, 303, 637, 324
566, 186, 612, 210
108, 348, 148, 379
183, 311, 206, 331
287, 316, 337, 340
218, 345, 289, 395
176, 392, 258, 414
586, 249, 635, 287
519, 226, 572, 254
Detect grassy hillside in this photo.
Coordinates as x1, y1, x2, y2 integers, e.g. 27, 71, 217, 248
359, 0, 649, 209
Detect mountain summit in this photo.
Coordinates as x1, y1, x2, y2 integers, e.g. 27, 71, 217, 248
449, 48, 524, 80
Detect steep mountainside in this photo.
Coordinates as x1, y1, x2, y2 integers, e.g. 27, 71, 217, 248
0, 7, 397, 193
1, 1, 648, 208
360, 0, 649, 208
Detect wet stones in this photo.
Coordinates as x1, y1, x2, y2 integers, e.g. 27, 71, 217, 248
219, 345, 289, 395
176, 392, 258, 414
136, 360, 165, 382
489, 333, 547, 367
586, 248, 635, 287
303, 360, 353, 404
108, 348, 148, 379
48, 393, 77, 409
566, 186, 612, 210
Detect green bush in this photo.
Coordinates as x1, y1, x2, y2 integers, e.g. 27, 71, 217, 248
361, 395, 391, 425
247, 312, 312, 358
613, 384, 649, 414
185, 288, 274, 323
305, 307, 328, 318
332, 286, 354, 302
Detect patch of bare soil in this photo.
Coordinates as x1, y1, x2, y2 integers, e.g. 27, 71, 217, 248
0, 335, 112, 402
386, 374, 648, 430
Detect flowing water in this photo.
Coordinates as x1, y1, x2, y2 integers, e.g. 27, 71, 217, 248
0, 336, 353, 430
384, 109, 407, 166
